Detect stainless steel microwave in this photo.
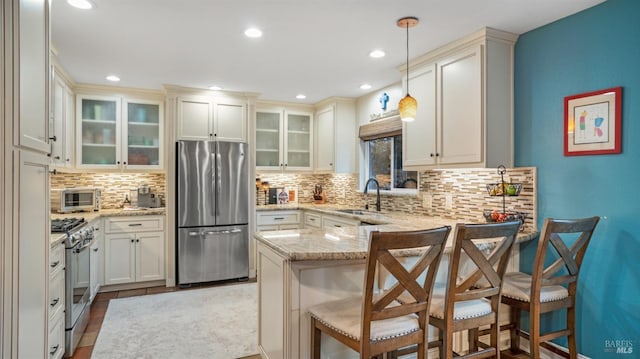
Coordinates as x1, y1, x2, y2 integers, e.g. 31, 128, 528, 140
51, 188, 101, 213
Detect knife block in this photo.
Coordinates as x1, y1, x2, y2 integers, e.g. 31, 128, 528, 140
313, 192, 326, 204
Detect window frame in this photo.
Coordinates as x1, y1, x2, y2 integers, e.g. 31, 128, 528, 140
362, 135, 418, 194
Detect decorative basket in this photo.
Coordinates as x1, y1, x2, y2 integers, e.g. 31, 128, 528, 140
486, 183, 522, 196
483, 210, 527, 230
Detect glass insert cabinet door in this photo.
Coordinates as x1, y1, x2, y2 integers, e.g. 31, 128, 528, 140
78, 96, 120, 166
255, 111, 282, 168
124, 100, 162, 167
285, 112, 311, 168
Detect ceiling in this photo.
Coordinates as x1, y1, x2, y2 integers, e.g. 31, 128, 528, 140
51, 0, 606, 104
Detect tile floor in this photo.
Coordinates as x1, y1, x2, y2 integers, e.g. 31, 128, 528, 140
71, 280, 259, 359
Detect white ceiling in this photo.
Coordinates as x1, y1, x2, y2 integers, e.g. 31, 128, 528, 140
51, 0, 606, 104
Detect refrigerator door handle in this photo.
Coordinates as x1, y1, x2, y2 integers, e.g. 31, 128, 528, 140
205, 230, 231, 235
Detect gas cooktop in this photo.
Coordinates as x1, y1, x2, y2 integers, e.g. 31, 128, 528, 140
51, 217, 85, 233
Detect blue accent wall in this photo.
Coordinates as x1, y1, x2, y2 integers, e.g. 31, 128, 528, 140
514, 0, 640, 357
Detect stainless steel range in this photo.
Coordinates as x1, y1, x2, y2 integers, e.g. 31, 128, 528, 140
51, 217, 95, 357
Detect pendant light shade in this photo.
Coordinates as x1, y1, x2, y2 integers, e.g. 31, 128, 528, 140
397, 17, 419, 122
399, 94, 417, 122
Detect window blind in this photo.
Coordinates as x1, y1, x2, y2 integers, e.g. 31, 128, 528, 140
358, 115, 402, 141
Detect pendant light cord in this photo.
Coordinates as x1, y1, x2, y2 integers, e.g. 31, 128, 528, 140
405, 22, 410, 96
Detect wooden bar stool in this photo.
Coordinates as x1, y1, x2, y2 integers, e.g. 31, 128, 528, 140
308, 226, 451, 359
500, 216, 600, 358
428, 221, 521, 359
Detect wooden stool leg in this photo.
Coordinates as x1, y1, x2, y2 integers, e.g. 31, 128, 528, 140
529, 306, 540, 359
310, 317, 321, 359
490, 322, 499, 357
469, 328, 479, 352
567, 305, 577, 359
510, 306, 521, 352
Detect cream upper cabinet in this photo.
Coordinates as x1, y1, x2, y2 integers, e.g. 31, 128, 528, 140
314, 106, 335, 171
256, 106, 313, 172
177, 96, 247, 142
403, 64, 437, 167
403, 28, 517, 170
50, 72, 75, 168
315, 99, 356, 173
76, 94, 163, 170
18, 0, 51, 154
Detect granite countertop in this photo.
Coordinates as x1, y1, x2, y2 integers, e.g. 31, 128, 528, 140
50, 207, 166, 247
255, 207, 538, 261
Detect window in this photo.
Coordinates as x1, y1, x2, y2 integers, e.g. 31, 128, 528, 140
365, 135, 417, 191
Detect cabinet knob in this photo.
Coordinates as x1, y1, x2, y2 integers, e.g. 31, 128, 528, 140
49, 135, 57, 141
50, 298, 59, 307
123, 161, 127, 165
136, 239, 140, 243
49, 169, 58, 175
209, 133, 213, 137
329, 163, 333, 166
49, 345, 60, 355
117, 161, 121, 165
54, 156, 61, 160
66, 158, 70, 162
430, 153, 434, 157
131, 239, 134, 243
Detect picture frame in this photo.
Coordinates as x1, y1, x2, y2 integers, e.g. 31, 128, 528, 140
564, 86, 622, 156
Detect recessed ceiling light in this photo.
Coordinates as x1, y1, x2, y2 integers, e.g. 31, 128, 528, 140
369, 50, 386, 58
67, 0, 93, 10
105, 75, 120, 82
244, 28, 263, 38
296, 94, 306, 100
208, 86, 222, 91
360, 84, 372, 90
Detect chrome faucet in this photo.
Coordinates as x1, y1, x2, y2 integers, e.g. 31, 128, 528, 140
364, 178, 381, 212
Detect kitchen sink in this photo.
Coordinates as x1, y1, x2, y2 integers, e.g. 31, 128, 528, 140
336, 209, 368, 215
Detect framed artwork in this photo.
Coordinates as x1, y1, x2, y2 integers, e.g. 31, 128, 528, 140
564, 87, 622, 156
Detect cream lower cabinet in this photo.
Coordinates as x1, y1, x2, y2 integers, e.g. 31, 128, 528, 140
49, 241, 65, 359
104, 216, 165, 285
403, 28, 518, 170
256, 210, 301, 231
89, 217, 103, 301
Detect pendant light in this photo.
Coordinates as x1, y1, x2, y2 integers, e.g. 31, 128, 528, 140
397, 17, 419, 122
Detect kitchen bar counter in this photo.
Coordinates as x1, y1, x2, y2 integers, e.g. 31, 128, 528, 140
255, 223, 537, 261
255, 214, 537, 359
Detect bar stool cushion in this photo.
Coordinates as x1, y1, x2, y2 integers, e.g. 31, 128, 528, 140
429, 285, 492, 320
501, 272, 568, 303
308, 296, 420, 342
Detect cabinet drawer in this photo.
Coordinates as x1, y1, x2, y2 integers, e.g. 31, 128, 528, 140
49, 269, 65, 319
50, 243, 65, 276
105, 216, 164, 233
256, 211, 300, 226
304, 213, 321, 228
48, 312, 65, 359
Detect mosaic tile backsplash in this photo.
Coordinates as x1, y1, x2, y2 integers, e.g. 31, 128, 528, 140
257, 167, 537, 231
51, 173, 166, 209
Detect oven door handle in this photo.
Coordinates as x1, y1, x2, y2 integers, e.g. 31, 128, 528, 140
75, 238, 95, 253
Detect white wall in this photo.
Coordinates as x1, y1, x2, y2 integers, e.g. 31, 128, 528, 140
355, 82, 402, 126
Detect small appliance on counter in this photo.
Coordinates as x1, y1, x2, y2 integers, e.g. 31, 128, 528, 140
136, 184, 162, 208
51, 187, 101, 213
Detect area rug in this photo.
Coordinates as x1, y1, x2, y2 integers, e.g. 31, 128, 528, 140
92, 283, 258, 359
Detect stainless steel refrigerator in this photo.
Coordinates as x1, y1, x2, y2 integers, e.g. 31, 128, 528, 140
176, 140, 249, 285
